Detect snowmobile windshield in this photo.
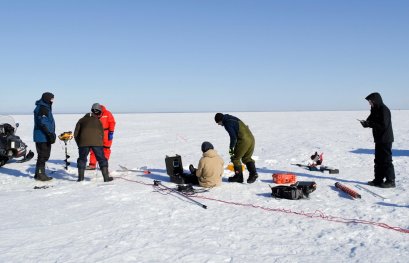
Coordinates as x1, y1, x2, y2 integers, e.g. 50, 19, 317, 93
0, 115, 17, 134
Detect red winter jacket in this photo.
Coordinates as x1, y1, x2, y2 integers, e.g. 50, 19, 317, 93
99, 105, 116, 147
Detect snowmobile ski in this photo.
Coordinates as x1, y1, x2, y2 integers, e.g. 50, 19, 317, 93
16, 150, 35, 163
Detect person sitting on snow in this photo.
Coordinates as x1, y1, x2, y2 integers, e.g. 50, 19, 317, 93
187, 141, 224, 188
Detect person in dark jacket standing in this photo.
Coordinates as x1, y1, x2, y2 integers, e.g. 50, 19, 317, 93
33, 92, 56, 181
74, 107, 113, 182
86, 103, 116, 170
214, 113, 258, 183
360, 92, 395, 188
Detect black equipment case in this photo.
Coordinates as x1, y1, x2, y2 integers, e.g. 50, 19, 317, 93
165, 155, 187, 184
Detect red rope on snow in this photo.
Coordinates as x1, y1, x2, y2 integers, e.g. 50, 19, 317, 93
113, 176, 153, 186
194, 195, 409, 234
113, 176, 409, 234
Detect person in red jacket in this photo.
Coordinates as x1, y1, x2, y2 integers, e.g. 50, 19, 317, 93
86, 103, 116, 170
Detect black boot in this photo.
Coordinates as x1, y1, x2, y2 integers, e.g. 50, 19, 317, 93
189, 164, 196, 175
246, 162, 258, 184
35, 166, 52, 181
228, 165, 244, 183
77, 168, 85, 182
101, 166, 113, 182
380, 180, 396, 188
368, 179, 383, 187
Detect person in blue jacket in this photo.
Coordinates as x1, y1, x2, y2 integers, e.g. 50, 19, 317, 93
33, 92, 56, 181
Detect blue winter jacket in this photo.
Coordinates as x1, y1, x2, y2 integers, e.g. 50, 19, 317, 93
33, 99, 55, 142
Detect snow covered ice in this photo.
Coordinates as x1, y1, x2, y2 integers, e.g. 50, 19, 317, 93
0, 111, 408, 262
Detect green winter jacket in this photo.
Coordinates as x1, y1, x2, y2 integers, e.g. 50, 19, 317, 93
74, 113, 104, 147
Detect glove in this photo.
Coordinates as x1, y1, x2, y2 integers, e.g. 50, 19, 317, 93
360, 120, 369, 128
229, 148, 234, 156
108, 131, 114, 141
47, 132, 56, 144
229, 148, 235, 161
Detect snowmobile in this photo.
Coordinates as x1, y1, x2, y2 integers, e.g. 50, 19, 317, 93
0, 115, 34, 167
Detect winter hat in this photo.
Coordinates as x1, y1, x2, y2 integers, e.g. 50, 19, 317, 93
41, 92, 54, 104
91, 103, 102, 114
201, 141, 214, 153
214, 113, 224, 123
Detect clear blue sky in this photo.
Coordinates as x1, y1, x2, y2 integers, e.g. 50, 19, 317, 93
1, 0, 408, 114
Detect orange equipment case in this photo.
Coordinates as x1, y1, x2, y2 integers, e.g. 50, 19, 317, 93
272, 173, 297, 184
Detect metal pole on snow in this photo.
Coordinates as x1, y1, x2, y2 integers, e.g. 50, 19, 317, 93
153, 180, 207, 209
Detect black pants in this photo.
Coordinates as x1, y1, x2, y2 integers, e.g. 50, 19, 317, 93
77, 146, 108, 170
36, 142, 51, 169
182, 173, 199, 185
374, 142, 395, 182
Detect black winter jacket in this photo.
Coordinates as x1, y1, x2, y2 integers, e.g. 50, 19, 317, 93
74, 113, 104, 147
365, 92, 394, 143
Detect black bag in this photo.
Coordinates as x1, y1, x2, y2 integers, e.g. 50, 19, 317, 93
270, 185, 304, 200
165, 155, 189, 184
270, 181, 317, 200
290, 181, 317, 197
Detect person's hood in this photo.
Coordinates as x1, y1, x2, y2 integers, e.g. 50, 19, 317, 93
101, 105, 107, 114
203, 149, 218, 158
365, 92, 384, 108
35, 98, 50, 108
41, 92, 54, 105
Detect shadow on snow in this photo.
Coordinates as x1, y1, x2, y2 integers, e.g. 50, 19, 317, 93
350, 148, 409, 157
376, 202, 409, 208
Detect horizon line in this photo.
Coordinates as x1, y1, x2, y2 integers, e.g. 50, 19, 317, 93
2, 108, 409, 115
